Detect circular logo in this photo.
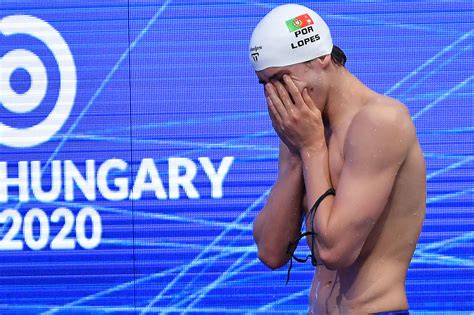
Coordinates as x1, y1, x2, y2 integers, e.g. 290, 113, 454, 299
0, 15, 76, 148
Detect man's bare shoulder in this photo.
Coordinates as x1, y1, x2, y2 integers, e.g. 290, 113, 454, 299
344, 95, 416, 164
356, 95, 412, 129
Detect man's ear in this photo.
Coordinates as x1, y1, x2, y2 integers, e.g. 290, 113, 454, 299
318, 54, 331, 69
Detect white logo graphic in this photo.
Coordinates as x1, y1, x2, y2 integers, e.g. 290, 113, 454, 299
0, 15, 76, 148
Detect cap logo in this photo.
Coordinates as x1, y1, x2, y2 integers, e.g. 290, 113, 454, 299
285, 13, 314, 32
250, 45, 262, 62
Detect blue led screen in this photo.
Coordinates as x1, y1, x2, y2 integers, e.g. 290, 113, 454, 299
0, 1, 473, 314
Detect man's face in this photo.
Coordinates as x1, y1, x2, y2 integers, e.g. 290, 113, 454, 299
256, 63, 307, 92
256, 61, 326, 111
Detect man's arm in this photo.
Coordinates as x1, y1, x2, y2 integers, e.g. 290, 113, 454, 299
253, 141, 305, 269
302, 104, 415, 269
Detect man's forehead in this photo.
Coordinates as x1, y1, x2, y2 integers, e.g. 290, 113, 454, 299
256, 66, 292, 83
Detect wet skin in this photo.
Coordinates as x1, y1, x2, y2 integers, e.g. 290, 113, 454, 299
253, 59, 426, 314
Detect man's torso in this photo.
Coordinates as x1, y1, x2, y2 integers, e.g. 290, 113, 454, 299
307, 96, 426, 314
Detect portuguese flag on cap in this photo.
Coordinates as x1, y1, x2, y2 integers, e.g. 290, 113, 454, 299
285, 13, 314, 32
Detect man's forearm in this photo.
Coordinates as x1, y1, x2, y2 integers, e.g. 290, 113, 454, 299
253, 155, 305, 269
301, 147, 335, 255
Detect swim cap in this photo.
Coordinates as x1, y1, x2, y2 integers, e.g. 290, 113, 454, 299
249, 4, 333, 71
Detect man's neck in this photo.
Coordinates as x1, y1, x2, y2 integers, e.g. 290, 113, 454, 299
322, 68, 375, 134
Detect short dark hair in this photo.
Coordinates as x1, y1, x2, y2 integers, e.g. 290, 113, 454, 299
331, 45, 347, 67
305, 45, 347, 68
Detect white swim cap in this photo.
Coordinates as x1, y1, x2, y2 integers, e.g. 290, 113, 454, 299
249, 4, 333, 71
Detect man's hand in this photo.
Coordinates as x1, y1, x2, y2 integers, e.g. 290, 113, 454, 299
265, 75, 326, 155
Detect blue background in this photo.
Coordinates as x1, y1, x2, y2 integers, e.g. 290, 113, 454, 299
0, 0, 473, 314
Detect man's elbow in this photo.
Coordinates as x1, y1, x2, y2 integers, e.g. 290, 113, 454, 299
257, 247, 289, 270
319, 246, 357, 270
253, 217, 290, 270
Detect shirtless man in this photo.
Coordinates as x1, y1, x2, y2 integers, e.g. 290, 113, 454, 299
249, 4, 426, 314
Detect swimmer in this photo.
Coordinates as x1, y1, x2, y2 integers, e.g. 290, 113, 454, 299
249, 4, 426, 314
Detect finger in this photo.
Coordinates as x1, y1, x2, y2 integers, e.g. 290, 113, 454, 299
283, 75, 305, 109
302, 88, 320, 113
266, 95, 282, 125
267, 97, 286, 138
266, 83, 288, 119
272, 80, 293, 110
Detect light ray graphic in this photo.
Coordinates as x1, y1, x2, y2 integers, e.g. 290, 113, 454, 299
45, 305, 259, 313
412, 75, 473, 121
178, 253, 256, 313
101, 238, 256, 253
418, 231, 474, 254
426, 187, 474, 204
171, 256, 261, 314
42, 266, 180, 315
412, 251, 474, 267
167, 216, 256, 305
324, 13, 466, 35
426, 156, 474, 180
252, 288, 310, 314
384, 29, 474, 96
405, 92, 473, 102
140, 188, 270, 314
398, 44, 472, 101
424, 153, 473, 159
3, 196, 252, 231
84, 112, 268, 135
42, 247, 254, 314
49, 132, 277, 151
419, 127, 474, 136
165, 246, 259, 311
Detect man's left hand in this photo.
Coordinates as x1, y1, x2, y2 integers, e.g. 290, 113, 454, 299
265, 75, 326, 155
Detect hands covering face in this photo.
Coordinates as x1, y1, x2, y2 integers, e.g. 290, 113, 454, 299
265, 75, 325, 155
